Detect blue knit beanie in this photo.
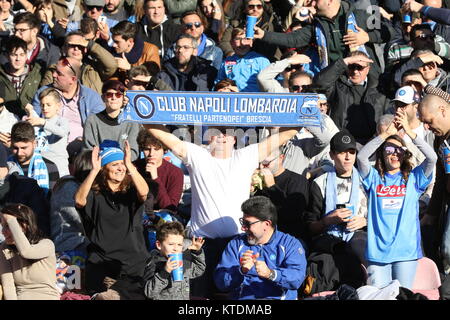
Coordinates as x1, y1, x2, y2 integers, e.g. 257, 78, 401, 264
99, 140, 124, 167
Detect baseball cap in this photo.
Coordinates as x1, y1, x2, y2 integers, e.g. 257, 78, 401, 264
393, 86, 420, 104
84, 0, 105, 7
330, 131, 357, 153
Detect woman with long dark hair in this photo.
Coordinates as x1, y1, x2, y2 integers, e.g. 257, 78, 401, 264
75, 140, 152, 296
357, 109, 437, 289
0, 203, 60, 300
196, 0, 226, 42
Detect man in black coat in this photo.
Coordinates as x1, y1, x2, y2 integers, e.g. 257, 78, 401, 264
157, 34, 218, 91
313, 51, 390, 145
138, 0, 182, 59
253, 146, 309, 241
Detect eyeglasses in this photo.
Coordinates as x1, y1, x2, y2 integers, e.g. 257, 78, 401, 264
285, 64, 302, 72
131, 79, 150, 87
239, 218, 263, 229
290, 85, 304, 92
87, 5, 103, 11
247, 4, 263, 9
67, 43, 86, 51
416, 33, 435, 40
104, 91, 124, 99
384, 145, 406, 155
14, 27, 31, 33
175, 44, 195, 51
60, 57, 77, 75
348, 64, 368, 71
184, 22, 202, 29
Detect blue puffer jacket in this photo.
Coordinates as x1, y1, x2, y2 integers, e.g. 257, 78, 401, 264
31, 83, 105, 124
214, 229, 307, 300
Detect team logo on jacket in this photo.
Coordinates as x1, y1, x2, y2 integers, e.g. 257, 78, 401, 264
133, 94, 155, 119
376, 184, 406, 197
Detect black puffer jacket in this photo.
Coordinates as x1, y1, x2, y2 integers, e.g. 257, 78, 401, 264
314, 58, 390, 145
157, 56, 218, 91
137, 16, 182, 59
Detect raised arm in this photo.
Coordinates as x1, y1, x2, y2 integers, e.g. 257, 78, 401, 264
2, 216, 54, 260
258, 127, 300, 162
124, 140, 149, 203
75, 146, 101, 208
143, 124, 187, 161
357, 120, 398, 178
395, 109, 437, 177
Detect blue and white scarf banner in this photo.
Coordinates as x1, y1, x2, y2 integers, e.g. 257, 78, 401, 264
119, 91, 322, 127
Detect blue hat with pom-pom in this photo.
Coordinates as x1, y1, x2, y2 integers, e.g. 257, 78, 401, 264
99, 140, 124, 167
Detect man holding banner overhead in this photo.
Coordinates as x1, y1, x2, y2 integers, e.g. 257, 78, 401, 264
143, 123, 300, 298
123, 88, 322, 298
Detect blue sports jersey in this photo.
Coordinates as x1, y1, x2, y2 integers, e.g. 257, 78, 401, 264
362, 165, 432, 263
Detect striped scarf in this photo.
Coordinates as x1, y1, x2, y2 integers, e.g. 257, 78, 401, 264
9, 152, 50, 194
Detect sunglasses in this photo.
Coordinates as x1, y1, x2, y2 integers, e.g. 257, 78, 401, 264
384, 145, 406, 155
184, 22, 202, 29
422, 61, 436, 69
131, 79, 150, 87
0, 102, 4, 107
285, 64, 302, 72
61, 57, 77, 75
239, 217, 263, 229
247, 4, 263, 9
87, 5, 103, 11
348, 64, 368, 71
416, 33, 435, 40
290, 85, 304, 92
104, 91, 124, 99
67, 43, 86, 51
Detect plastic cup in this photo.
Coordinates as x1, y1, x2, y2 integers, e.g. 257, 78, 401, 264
403, 13, 412, 23
245, 15, 258, 39
345, 203, 354, 217
444, 147, 450, 174
168, 253, 183, 281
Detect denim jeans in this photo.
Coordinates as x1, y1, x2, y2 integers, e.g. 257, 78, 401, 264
367, 260, 418, 289
441, 205, 450, 274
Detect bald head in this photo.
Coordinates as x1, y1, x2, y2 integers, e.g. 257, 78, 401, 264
418, 94, 450, 136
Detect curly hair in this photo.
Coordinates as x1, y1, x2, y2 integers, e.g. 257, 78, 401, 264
374, 135, 413, 183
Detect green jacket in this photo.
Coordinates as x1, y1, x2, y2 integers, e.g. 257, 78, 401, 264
0, 63, 45, 118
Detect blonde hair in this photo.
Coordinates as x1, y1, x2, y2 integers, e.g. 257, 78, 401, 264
39, 87, 62, 103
